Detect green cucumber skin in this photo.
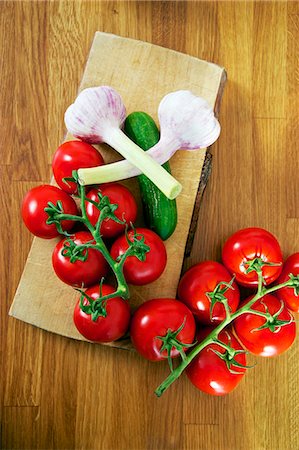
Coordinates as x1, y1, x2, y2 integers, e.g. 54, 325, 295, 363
124, 112, 177, 240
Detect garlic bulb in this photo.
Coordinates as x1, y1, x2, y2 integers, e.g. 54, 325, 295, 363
157, 90, 220, 150
65, 86, 126, 143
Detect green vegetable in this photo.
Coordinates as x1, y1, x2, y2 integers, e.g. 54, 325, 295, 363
124, 112, 177, 240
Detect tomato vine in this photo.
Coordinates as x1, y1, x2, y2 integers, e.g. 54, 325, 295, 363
45, 172, 149, 312
155, 268, 299, 397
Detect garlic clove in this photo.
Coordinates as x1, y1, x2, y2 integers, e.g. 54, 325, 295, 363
158, 90, 221, 150
64, 86, 127, 144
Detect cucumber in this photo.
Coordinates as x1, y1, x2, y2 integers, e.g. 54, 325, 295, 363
124, 111, 177, 240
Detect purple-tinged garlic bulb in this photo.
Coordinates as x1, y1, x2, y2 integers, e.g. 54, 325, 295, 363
65, 86, 126, 144
158, 90, 220, 150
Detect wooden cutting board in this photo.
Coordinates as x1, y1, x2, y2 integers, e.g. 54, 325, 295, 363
9, 32, 226, 349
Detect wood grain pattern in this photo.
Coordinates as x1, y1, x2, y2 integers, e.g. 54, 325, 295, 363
9, 32, 225, 346
1, 2, 299, 449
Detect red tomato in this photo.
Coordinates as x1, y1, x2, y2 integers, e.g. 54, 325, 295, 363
21, 184, 78, 239
234, 294, 296, 356
186, 328, 246, 396
275, 253, 299, 312
222, 227, 283, 287
130, 298, 196, 361
85, 183, 138, 239
178, 261, 240, 325
110, 228, 167, 285
73, 284, 130, 343
52, 231, 109, 287
52, 140, 104, 194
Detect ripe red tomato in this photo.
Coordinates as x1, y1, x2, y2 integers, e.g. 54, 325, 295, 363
234, 294, 296, 356
178, 261, 240, 325
52, 231, 109, 287
130, 298, 196, 361
85, 183, 138, 239
222, 227, 283, 287
52, 140, 104, 194
275, 253, 299, 312
73, 284, 130, 343
110, 228, 167, 285
21, 184, 78, 239
186, 328, 246, 396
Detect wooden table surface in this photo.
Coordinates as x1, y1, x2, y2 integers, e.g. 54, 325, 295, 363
1, 2, 298, 449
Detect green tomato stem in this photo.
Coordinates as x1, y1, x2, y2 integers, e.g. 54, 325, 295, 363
116, 246, 136, 270
222, 297, 231, 321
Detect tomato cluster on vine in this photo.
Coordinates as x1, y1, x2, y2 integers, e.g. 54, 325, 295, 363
134, 229, 298, 398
